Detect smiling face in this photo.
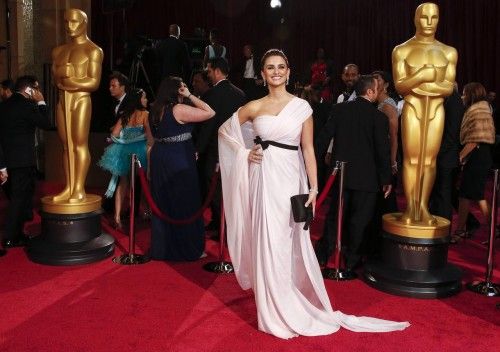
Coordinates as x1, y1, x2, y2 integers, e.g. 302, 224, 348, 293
415, 3, 439, 37
261, 55, 290, 87
342, 65, 359, 88
64, 9, 87, 38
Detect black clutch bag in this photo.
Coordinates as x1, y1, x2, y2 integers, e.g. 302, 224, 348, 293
290, 194, 313, 230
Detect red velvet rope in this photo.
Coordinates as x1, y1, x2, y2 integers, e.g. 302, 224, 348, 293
137, 166, 219, 225
315, 167, 338, 210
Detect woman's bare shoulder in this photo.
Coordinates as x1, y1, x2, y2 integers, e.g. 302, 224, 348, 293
240, 98, 267, 120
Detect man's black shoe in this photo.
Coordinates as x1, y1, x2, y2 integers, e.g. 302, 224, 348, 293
205, 222, 220, 231
0, 248, 6, 257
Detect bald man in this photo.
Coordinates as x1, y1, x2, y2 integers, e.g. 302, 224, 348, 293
156, 24, 192, 82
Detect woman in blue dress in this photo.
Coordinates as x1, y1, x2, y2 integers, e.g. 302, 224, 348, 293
149, 76, 215, 261
98, 88, 151, 229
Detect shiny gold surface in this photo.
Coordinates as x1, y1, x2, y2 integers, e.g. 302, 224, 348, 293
392, 3, 457, 227
41, 194, 101, 214
49, 9, 103, 204
383, 213, 450, 238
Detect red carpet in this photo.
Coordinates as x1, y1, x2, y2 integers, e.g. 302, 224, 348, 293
0, 182, 499, 351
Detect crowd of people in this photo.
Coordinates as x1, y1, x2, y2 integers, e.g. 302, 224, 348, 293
0, 15, 499, 338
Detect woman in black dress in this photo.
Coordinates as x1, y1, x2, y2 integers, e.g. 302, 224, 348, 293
453, 82, 495, 243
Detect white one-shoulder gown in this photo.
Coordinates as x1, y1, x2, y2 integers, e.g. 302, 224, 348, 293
218, 97, 409, 339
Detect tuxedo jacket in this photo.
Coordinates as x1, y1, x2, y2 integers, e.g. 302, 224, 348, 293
196, 80, 246, 159
156, 36, 191, 82
437, 90, 465, 168
0, 93, 51, 169
234, 56, 260, 79
316, 97, 391, 192
0, 142, 5, 169
114, 92, 133, 120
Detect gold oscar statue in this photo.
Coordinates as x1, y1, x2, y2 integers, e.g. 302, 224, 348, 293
364, 3, 461, 298
385, 2, 457, 237
42, 8, 103, 214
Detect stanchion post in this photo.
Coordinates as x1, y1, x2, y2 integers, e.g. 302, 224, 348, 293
113, 154, 150, 265
323, 161, 357, 280
218, 199, 226, 262
203, 163, 234, 273
129, 154, 136, 257
467, 168, 500, 296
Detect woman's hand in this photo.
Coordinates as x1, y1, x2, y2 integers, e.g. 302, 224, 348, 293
248, 145, 263, 164
305, 188, 318, 216
178, 83, 191, 98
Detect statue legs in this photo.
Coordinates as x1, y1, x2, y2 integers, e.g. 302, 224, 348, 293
68, 96, 91, 203
51, 93, 91, 203
400, 101, 444, 225
51, 99, 72, 202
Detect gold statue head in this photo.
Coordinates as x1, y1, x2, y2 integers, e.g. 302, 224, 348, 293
64, 9, 88, 38
414, 3, 439, 38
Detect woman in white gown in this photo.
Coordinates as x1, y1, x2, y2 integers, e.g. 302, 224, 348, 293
218, 49, 409, 339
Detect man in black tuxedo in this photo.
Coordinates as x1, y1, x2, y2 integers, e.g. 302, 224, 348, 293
109, 71, 131, 119
315, 75, 392, 271
234, 44, 264, 102
106, 72, 143, 221
0, 79, 14, 101
429, 84, 464, 224
156, 24, 191, 82
102, 72, 130, 215
0, 76, 51, 250
196, 57, 246, 232
0, 147, 5, 256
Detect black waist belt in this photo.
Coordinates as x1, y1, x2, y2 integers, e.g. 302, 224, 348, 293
254, 136, 298, 151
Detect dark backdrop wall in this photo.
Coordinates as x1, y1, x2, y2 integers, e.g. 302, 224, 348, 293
92, 0, 500, 95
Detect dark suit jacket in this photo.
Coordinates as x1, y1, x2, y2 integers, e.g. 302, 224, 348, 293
437, 90, 465, 168
114, 92, 133, 120
0, 144, 5, 169
0, 93, 51, 169
233, 56, 260, 85
196, 79, 246, 159
156, 36, 191, 82
316, 97, 391, 192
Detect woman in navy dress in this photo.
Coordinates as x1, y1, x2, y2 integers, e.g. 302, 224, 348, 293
148, 76, 215, 261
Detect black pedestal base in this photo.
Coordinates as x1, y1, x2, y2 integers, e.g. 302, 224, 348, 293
364, 232, 462, 298
26, 210, 114, 265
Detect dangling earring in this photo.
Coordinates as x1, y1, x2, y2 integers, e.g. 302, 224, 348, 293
286, 77, 289, 85
263, 80, 266, 87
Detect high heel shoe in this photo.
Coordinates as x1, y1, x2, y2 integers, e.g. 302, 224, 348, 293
450, 230, 472, 244
112, 219, 123, 231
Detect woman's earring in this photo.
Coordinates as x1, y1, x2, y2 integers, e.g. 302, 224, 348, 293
286, 77, 289, 85
263, 80, 266, 87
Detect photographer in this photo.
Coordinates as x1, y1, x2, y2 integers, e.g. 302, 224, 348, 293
0, 75, 51, 252
156, 24, 191, 82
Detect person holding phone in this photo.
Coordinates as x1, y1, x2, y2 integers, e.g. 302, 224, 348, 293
0, 75, 51, 251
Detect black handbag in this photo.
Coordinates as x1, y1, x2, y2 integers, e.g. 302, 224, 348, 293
290, 194, 313, 230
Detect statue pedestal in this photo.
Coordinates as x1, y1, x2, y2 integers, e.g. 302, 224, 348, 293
363, 213, 462, 298
26, 196, 114, 265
